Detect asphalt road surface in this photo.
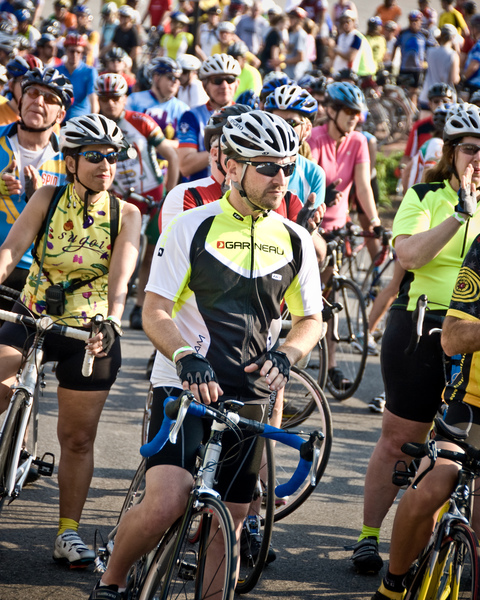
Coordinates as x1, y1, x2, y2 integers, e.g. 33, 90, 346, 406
0, 296, 401, 600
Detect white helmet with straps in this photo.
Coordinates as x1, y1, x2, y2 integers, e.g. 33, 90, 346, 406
61, 114, 124, 150
444, 103, 480, 141
199, 53, 241, 80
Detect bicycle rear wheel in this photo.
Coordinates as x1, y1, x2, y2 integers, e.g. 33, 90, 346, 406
326, 278, 368, 400
281, 365, 328, 429
303, 337, 328, 392
236, 439, 275, 594
361, 255, 396, 340
139, 495, 237, 600
274, 382, 332, 522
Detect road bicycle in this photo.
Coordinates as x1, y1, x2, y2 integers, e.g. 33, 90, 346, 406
0, 297, 95, 513
323, 238, 368, 400
401, 417, 480, 600
94, 390, 326, 599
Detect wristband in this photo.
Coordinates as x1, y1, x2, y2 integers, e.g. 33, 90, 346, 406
453, 212, 468, 225
106, 315, 122, 328
172, 345, 194, 362
370, 217, 381, 225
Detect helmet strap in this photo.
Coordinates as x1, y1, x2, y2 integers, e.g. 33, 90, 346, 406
74, 167, 104, 226
332, 107, 348, 138
233, 162, 270, 216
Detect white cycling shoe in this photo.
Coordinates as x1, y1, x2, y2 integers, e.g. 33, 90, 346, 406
53, 529, 95, 568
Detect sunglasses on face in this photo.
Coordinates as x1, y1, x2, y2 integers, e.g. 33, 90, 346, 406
342, 106, 361, 116
78, 150, 119, 164
237, 160, 296, 177
210, 76, 236, 85
26, 87, 61, 105
456, 143, 480, 156
284, 117, 305, 128
67, 48, 84, 54
165, 73, 180, 82
98, 94, 122, 102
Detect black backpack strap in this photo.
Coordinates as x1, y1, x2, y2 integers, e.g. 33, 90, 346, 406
109, 192, 120, 250
188, 187, 206, 207
32, 184, 69, 264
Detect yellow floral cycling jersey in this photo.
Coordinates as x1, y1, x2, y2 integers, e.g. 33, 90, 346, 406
21, 183, 124, 326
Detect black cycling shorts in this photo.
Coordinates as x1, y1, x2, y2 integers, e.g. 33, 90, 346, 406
437, 400, 480, 449
382, 309, 447, 423
0, 301, 121, 391
146, 386, 268, 504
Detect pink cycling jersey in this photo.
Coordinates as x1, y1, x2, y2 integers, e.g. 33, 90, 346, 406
309, 124, 370, 232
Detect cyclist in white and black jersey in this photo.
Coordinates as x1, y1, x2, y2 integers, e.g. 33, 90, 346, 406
89, 111, 323, 600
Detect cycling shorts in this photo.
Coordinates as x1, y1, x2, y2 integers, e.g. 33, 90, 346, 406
437, 400, 480, 449
0, 302, 121, 391
382, 309, 447, 423
146, 386, 268, 504
146, 205, 160, 246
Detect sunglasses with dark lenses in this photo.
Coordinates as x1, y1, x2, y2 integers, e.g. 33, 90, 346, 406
238, 160, 296, 177
78, 150, 119, 164
456, 143, 480, 156
166, 73, 180, 82
342, 106, 361, 116
98, 94, 123, 102
26, 87, 62, 105
210, 76, 237, 85
284, 118, 304, 128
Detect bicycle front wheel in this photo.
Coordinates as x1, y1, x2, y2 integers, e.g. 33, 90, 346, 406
275, 380, 332, 521
236, 439, 275, 594
326, 278, 368, 400
304, 336, 328, 392
405, 522, 480, 600
139, 495, 237, 600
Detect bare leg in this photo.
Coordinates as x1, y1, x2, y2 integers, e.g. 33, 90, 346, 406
102, 465, 193, 587
0, 345, 23, 413
363, 409, 432, 529
56, 387, 109, 522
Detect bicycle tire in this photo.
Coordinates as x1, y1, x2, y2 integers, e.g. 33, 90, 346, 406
0, 390, 29, 505
360, 255, 396, 339
128, 231, 148, 297
274, 378, 332, 521
304, 337, 328, 392
236, 439, 275, 594
139, 495, 237, 600
405, 522, 480, 600
325, 278, 368, 400
365, 97, 391, 143
282, 365, 328, 429
142, 384, 154, 445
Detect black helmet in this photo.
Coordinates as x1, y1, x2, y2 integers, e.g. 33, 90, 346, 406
21, 67, 73, 108
427, 83, 456, 101
203, 104, 252, 151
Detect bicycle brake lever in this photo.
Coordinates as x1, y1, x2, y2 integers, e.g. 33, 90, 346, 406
411, 438, 437, 490
169, 391, 195, 445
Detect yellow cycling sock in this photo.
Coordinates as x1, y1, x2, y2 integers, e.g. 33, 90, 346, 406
377, 582, 406, 600
57, 518, 79, 537
358, 525, 380, 542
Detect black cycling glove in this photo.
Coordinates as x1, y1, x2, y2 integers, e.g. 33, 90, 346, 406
296, 202, 316, 230
94, 319, 123, 354
456, 186, 477, 218
325, 182, 341, 207
265, 350, 291, 382
176, 353, 218, 386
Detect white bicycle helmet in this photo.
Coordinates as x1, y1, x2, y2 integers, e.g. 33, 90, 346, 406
61, 114, 124, 151
264, 84, 318, 119
95, 72, 128, 96
199, 53, 241, 80
221, 110, 299, 158
178, 54, 201, 71
444, 103, 480, 142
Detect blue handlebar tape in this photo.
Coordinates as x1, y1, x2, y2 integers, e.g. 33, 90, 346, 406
140, 397, 206, 458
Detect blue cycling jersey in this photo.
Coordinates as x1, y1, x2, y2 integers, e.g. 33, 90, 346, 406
288, 154, 326, 207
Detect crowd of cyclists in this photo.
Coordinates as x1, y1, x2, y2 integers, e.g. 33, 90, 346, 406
0, 0, 479, 598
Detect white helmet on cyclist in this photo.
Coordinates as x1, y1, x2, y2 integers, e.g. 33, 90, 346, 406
61, 114, 124, 151
94, 72, 128, 96
178, 54, 201, 71
199, 53, 241, 80
264, 84, 318, 120
443, 103, 480, 142
221, 110, 299, 158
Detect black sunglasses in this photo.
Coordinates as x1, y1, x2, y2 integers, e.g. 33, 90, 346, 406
456, 143, 480, 156
210, 76, 236, 85
237, 160, 296, 177
165, 73, 180, 82
78, 150, 119, 164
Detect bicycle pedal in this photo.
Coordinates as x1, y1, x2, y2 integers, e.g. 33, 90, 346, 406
34, 452, 55, 476
392, 459, 415, 487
